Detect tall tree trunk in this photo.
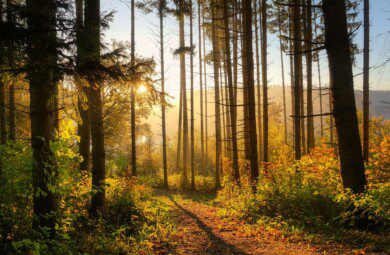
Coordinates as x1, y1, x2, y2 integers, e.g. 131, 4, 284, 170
130, 0, 137, 176
299, 0, 306, 155
211, 0, 221, 189
159, 1, 168, 188
203, 19, 208, 175
261, 0, 268, 166
289, 15, 295, 149
179, 6, 189, 188
86, 0, 106, 216
322, 0, 366, 194
292, 0, 302, 159
305, 0, 315, 151
0, 0, 6, 145
232, 0, 238, 106
362, 0, 369, 162
223, 58, 232, 160
6, 0, 15, 141
0, 77, 6, 145
76, 0, 90, 172
8, 81, 15, 140
278, 13, 288, 144
242, 0, 259, 186
314, 15, 324, 139
198, 0, 205, 175
190, 0, 195, 190
26, 0, 58, 237
220, 66, 227, 159
175, 82, 183, 173
222, 0, 239, 183
328, 62, 334, 149
254, 0, 262, 161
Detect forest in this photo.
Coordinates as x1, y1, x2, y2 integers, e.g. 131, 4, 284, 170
0, 0, 389, 254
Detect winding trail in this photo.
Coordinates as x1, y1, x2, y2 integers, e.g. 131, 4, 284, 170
154, 191, 348, 255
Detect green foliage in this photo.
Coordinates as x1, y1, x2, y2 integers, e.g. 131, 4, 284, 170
217, 141, 389, 249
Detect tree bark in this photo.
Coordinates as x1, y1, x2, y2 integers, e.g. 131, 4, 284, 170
305, 0, 315, 151
261, 0, 268, 166
179, 4, 189, 188
211, 0, 221, 189
76, 0, 91, 172
6, 0, 15, 141
323, 0, 367, 194
292, 0, 302, 159
278, 13, 288, 145
362, 0, 369, 162
190, 0, 195, 190
26, 0, 58, 237
159, 1, 168, 188
222, 0, 239, 183
85, 0, 106, 216
242, 0, 259, 186
254, 0, 262, 162
198, 0, 205, 176
175, 78, 183, 174
203, 16, 209, 176
130, 0, 137, 176
0, 0, 7, 144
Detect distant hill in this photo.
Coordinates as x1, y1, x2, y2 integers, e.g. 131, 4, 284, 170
146, 86, 390, 139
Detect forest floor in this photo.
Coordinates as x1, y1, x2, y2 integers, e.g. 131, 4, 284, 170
149, 189, 357, 255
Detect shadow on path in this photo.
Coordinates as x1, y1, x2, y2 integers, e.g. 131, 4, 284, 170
168, 194, 249, 255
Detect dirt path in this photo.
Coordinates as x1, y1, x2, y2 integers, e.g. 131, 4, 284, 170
158, 193, 349, 255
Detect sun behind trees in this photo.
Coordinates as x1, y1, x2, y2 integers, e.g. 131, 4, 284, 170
0, 0, 389, 254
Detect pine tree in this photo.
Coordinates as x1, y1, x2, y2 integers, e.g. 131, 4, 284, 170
86, 0, 106, 216
362, 0, 370, 162
26, 0, 58, 237
322, 0, 366, 194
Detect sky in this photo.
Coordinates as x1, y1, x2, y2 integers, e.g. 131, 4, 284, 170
101, 0, 390, 102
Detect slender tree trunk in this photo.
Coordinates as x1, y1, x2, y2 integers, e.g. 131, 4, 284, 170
8, 81, 15, 140
305, 0, 315, 151
299, 0, 306, 155
222, 0, 239, 183
317, 54, 324, 139
179, 7, 189, 188
0, 0, 7, 144
289, 15, 295, 149
26, 0, 58, 237
362, 0, 369, 162
314, 15, 324, 139
159, 2, 168, 188
211, 0, 221, 189
242, 0, 259, 186
189, 0, 195, 190
175, 80, 183, 173
198, 0, 205, 175
261, 0, 268, 166
130, 0, 137, 176
328, 62, 334, 149
219, 66, 226, 158
292, 0, 302, 159
86, 0, 106, 216
221, 66, 227, 159
254, 0, 262, 161
242, 1, 250, 161
232, 0, 238, 106
278, 13, 288, 144
203, 19, 209, 175
0, 77, 6, 145
6, 0, 15, 141
323, 0, 366, 194
223, 58, 232, 160
76, 0, 90, 172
